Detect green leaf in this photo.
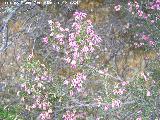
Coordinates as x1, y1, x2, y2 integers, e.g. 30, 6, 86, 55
0, 108, 8, 119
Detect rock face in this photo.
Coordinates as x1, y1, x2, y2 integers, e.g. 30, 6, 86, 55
0, 0, 158, 119
0, 0, 148, 87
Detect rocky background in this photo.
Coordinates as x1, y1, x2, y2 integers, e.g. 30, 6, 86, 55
0, 0, 160, 119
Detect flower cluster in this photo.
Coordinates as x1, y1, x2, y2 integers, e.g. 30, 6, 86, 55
149, 0, 160, 10
112, 81, 129, 96
121, 81, 129, 86
134, 42, 144, 48
128, 1, 147, 18
18, 58, 53, 120
104, 104, 110, 112
127, 1, 158, 20
128, 1, 132, 12
114, 5, 121, 11
94, 96, 103, 107
64, 72, 86, 93
20, 82, 52, 120
42, 37, 48, 44
32, 94, 53, 120
50, 22, 66, 45
111, 99, 122, 108
47, 11, 102, 69
136, 116, 142, 120
39, 110, 52, 120
73, 11, 87, 21
65, 12, 101, 68
126, 0, 158, 51
63, 110, 77, 120
113, 88, 126, 95
71, 72, 86, 92
98, 68, 108, 76
32, 95, 51, 109
141, 33, 156, 46
20, 82, 32, 95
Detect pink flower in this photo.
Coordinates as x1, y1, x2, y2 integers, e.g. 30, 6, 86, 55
150, 20, 155, 23
28, 53, 34, 60
16, 54, 21, 61
63, 111, 76, 120
41, 76, 47, 81
82, 46, 89, 53
42, 37, 48, 44
65, 57, 71, 63
92, 35, 102, 45
65, 28, 69, 32
138, 10, 143, 17
149, 0, 160, 10
79, 57, 84, 64
39, 111, 51, 120
104, 104, 110, 111
149, 40, 156, 46
58, 37, 63, 43
143, 13, 149, 19
38, 104, 42, 109
128, 2, 132, 12
69, 33, 76, 42
55, 21, 61, 27
32, 104, 37, 109
96, 117, 100, 120
55, 34, 64, 39
113, 89, 118, 95
71, 60, 77, 68
59, 27, 65, 32
136, 117, 142, 120
112, 99, 122, 108
42, 102, 49, 110
48, 20, 53, 25
73, 11, 87, 21
142, 34, 149, 41
114, 5, 121, 11
73, 51, 79, 59
71, 73, 86, 92
64, 80, 69, 85
21, 83, 27, 91
135, 4, 139, 9
52, 44, 60, 52
113, 88, 126, 95
69, 41, 77, 48
147, 90, 151, 96
86, 26, 94, 34
72, 22, 81, 30
59, 39, 65, 45
89, 46, 95, 52
121, 81, 129, 86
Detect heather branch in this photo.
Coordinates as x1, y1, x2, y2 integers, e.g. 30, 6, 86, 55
54, 100, 136, 111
